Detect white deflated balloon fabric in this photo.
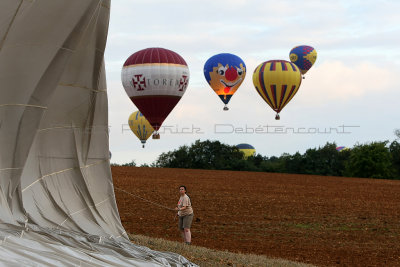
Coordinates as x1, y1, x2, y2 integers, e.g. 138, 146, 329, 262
0, 0, 195, 266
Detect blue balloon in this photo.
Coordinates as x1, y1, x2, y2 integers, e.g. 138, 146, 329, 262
204, 53, 246, 109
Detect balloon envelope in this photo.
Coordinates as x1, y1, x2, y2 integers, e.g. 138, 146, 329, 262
336, 146, 348, 152
122, 47, 190, 131
253, 60, 302, 119
128, 111, 154, 147
289, 45, 317, 75
236, 143, 256, 158
204, 53, 246, 110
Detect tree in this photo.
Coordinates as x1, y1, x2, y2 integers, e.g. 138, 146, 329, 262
389, 140, 400, 179
252, 154, 265, 167
154, 140, 245, 170
283, 152, 306, 174
122, 160, 136, 167
301, 143, 344, 176
345, 141, 395, 179
259, 156, 285, 173
394, 129, 400, 139
155, 145, 190, 168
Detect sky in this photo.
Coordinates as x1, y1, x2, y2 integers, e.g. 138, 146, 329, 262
105, 0, 400, 165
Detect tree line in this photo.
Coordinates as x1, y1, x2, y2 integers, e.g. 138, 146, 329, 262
152, 138, 400, 180
114, 131, 400, 180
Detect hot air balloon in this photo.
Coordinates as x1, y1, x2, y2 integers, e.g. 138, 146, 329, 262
236, 144, 256, 159
289, 45, 317, 76
122, 48, 190, 139
204, 53, 246, 110
336, 146, 348, 152
253, 60, 302, 120
128, 111, 154, 148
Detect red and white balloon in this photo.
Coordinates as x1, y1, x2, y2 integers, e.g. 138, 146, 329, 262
122, 47, 190, 136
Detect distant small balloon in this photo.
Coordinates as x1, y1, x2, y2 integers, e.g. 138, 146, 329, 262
336, 146, 348, 152
128, 111, 154, 148
289, 45, 317, 75
236, 144, 256, 159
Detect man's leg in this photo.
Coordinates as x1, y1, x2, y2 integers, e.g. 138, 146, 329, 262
180, 229, 186, 242
184, 228, 191, 244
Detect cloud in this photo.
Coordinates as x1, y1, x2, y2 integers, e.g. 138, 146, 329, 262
296, 60, 398, 106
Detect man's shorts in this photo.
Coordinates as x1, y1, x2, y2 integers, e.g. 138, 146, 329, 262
178, 213, 193, 230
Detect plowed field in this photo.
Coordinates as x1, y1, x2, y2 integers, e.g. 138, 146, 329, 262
112, 167, 400, 266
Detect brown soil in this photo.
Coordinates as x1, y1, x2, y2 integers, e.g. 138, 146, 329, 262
112, 166, 400, 267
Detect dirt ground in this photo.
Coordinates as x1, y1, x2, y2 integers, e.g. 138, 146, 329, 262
112, 167, 400, 267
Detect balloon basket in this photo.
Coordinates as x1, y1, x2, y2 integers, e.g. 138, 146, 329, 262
223, 106, 229, 111
275, 114, 280, 120
152, 133, 160, 139
142, 144, 145, 148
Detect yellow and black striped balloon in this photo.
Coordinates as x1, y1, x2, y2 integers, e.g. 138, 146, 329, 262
253, 60, 302, 120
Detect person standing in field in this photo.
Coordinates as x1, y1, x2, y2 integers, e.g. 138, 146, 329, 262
175, 185, 194, 245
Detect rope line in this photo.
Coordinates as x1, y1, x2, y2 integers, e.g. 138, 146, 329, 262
0, 167, 22, 172
58, 83, 106, 93
114, 186, 175, 211
0, 104, 47, 109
